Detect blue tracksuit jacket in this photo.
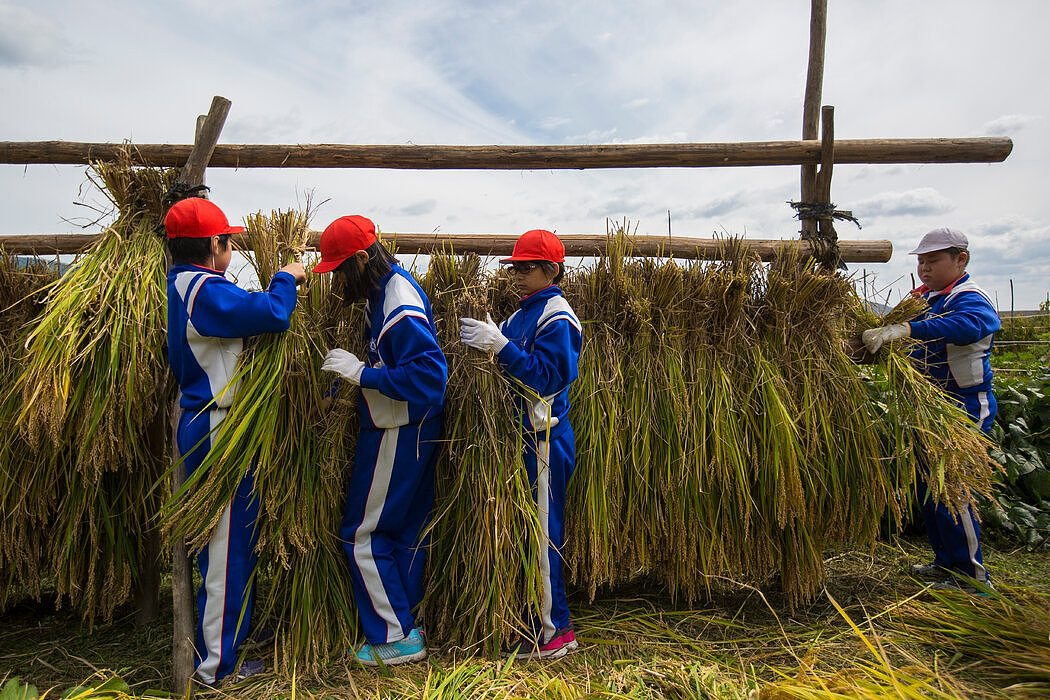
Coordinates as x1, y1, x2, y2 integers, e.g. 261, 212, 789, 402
167, 264, 298, 685
497, 285, 582, 439
496, 285, 582, 642
909, 272, 1001, 412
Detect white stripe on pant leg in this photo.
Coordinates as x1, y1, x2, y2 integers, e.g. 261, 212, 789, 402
353, 427, 404, 643
197, 408, 231, 685
967, 392, 990, 582
977, 391, 990, 429
198, 500, 233, 684
535, 438, 555, 644
960, 507, 987, 582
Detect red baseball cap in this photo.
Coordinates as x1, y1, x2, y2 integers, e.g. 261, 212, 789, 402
163, 197, 245, 239
313, 215, 378, 274
500, 229, 565, 264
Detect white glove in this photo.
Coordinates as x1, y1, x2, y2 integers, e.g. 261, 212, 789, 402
861, 323, 911, 353
321, 348, 366, 385
459, 314, 509, 353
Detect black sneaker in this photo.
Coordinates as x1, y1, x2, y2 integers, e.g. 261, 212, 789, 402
930, 577, 994, 596
909, 562, 945, 580
233, 659, 265, 681
243, 625, 276, 651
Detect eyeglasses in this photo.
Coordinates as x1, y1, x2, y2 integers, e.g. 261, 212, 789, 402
509, 261, 541, 274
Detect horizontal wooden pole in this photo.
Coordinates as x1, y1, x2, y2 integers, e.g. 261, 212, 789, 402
1, 232, 892, 263
0, 138, 1011, 169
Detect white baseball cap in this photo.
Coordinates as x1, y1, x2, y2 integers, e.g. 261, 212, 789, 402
909, 227, 969, 255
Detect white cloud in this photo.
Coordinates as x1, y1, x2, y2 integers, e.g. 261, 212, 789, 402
1, 1, 1049, 305
540, 116, 572, 130
854, 188, 955, 218
0, 4, 70, 67
979, 114, 1043, 136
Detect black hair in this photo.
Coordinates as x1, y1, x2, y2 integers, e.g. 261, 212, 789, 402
167, 234, 231, 266
538, 261, 565, 284
335, 241, 399, 304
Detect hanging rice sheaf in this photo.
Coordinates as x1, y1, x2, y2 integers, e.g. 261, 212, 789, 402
3, 190, 1000, 651
0, 253, 59, 607
559, 228, 998, 609
1, 154, 174, 623
161, 208, 359, 675
419, 252, 546, 656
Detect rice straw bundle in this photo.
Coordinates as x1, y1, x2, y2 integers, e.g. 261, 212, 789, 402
850, 295, 999, 520
2, 153, 174, 622
419, 251, 546, 656
559, 228, 997, 608
161, 208, 358, 674
17, 160, 173, 476
0, 253, 60, 607
754, 255, 893, 602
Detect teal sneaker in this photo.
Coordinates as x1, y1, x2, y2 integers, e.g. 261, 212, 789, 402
355, 628, 427, 666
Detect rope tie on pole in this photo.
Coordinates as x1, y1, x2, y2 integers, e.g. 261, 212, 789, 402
788, 200, 861, 269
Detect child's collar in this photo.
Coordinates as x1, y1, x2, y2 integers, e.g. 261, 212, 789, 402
519, 284, 559, 306
913, 272, 970, 298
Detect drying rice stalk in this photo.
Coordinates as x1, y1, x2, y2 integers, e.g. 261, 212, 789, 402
420, 252, 546, 656
0, 253, 59, 607
1, 152, 173, 623
851, 294, 999, 520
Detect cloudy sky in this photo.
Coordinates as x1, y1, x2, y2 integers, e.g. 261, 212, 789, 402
1, 0, 1047, 307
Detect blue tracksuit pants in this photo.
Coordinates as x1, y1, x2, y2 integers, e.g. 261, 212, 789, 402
178, 407, 259, 686
524, 425, 576, 643
917, 390, 996, 582
341, 416, 442, 645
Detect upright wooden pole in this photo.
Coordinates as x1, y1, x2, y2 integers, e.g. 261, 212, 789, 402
816, 105, 835, 240
131, 103, 230, 636
801, 0, 828, 236
171, 96, 232, 696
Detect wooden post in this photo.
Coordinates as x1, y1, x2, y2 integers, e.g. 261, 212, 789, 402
170, 96, 232, 696
816, 105, 836, 249
179, 97, 232, 187
131, 101, 230, 635
816, 106, 835, 207
801, 0, 828, 237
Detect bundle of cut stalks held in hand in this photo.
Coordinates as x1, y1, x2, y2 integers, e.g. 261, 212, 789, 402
420, 252, 546, 657
850, 293, 999, 522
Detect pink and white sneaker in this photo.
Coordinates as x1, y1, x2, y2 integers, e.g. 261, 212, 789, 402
512, 628, 579, 660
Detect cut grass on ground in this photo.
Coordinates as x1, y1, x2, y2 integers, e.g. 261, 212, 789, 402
1, 537, 1048, 699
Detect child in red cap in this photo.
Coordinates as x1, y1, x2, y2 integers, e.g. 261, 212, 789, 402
164, 197, 305, 685
314, 215, 447, 666
460, 229, 582, 659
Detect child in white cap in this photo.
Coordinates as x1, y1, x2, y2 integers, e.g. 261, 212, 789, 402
863, 227, 1001, 592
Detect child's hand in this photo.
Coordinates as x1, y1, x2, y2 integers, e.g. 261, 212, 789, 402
280, 262, 307, 284
862, 323, 910, 353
